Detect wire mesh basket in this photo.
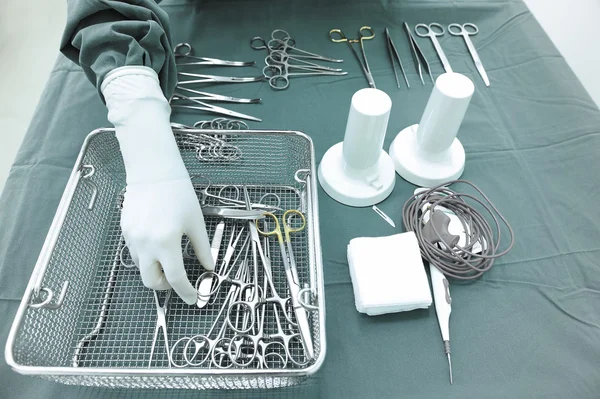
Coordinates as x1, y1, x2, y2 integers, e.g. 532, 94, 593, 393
5, 128, 325, 389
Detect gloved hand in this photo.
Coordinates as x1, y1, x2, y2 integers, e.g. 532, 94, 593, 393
101, 66, 214, 304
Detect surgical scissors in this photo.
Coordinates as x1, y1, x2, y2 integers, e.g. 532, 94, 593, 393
177, 72, 264, 85
176, 86, 261, 104
448, 23, 489, 86
415, 23, 453, 73
329, 26, 376, 88
257, 210, 315, 359
170, 93, 262, 122
149, 290, 172, 368
174, 43, 255, 67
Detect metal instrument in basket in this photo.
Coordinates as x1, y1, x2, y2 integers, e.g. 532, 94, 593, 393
5, 128, 325, 390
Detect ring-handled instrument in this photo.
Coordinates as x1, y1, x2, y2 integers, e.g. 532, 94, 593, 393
226, 187, 294, 333
174, 43, 255, 67
448, 23, 489, 86
173, 266, 249, 368
201, 206, 269, 219
196, 227, 250, 307
267, 37, 344, 63
404, 22, 433, 84
329, 26, 376, 88
415, 23, 453, 73
384, 27, 410, 89
177, 72, 264, 85
257, 209, 315, 359
262, 64, 347, 91
170, 93, 262, 122
250, 29, 343, 63
192, 178, 283, 211
148, 290, 172, 368
266, 51, 344, 72
175, 86, 261, 104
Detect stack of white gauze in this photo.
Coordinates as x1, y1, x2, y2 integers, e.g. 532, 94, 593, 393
347, 232, 432, 315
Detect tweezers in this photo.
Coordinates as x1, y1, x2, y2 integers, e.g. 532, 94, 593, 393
404, 22, 434, 85
385, 28, 410, 89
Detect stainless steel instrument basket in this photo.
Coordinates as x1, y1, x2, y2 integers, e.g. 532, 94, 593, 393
5, 128, 325, 389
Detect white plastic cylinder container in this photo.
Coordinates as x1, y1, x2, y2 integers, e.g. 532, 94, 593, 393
417, 73, 474, 153
389, 73, 475, 187
318, 88, 396, 207
343, 88, 392, 169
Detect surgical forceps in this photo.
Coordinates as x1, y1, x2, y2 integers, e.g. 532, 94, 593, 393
196, 226, 249, 306
329, 26, 376, 88
170, 93, 262, 122
173, 43, 255, 66
226, 187, 294, 333
263, 61, 347, 90
192, 179, 283, 211
448, 23, 489, 86
176, 86, 261, 104
149, 290, 172, 368
251, 31, 343, 63
172, 263, 250, 368
192, 118, 249, 130
385, 27, 410, 89
415, 23, 453, 73
266, 51, 343, 72
179, 133, 242, 162
257, 210, 314, 359
174, 43, 255, 67
177, 72, 264, 85
404, 22, 433, 84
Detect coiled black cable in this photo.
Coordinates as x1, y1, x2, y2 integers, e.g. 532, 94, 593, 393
402, 180, 515, 280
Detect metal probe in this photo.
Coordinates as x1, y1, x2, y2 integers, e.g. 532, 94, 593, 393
431, 263, 453, 385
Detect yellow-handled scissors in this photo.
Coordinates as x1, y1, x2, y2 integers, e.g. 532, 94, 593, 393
257, 210, 314, 359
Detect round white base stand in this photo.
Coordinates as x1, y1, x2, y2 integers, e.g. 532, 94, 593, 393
389, 124, 465, 187
318, 142, 396, 207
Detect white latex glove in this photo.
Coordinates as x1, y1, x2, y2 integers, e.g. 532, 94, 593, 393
101, 66, 214, 305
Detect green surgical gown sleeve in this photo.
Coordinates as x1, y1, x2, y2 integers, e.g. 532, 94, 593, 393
60, 0, 176, 101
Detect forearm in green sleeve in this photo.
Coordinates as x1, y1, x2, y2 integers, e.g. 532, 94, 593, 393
60, 0, 177, 102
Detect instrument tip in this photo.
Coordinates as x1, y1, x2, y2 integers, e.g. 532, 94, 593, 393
448, 353, 453, 385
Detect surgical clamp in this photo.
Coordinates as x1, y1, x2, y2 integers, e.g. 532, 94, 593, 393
149, 290, 172, 368
176, 86, 261, 104
257, 210, 315, 359
177, 72, 264, 85
329, 26, 376, 88
170, 93, 262, 122
174, 43, 255, 67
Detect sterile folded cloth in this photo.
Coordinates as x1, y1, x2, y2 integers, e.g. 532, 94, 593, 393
347, 232, 432, 316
